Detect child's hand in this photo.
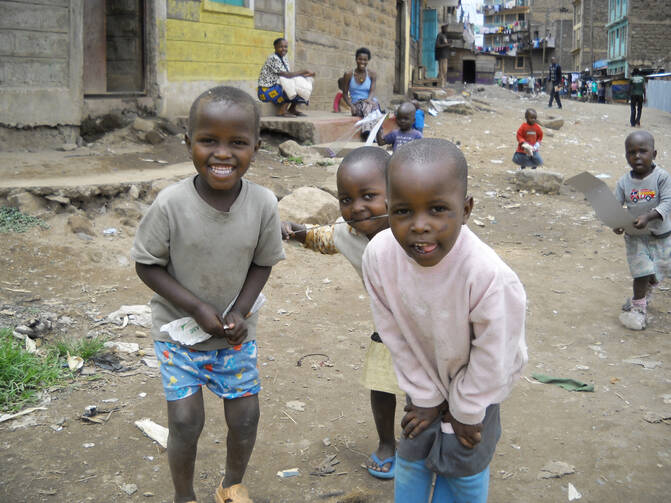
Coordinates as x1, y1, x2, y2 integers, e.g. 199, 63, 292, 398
223, 309, 247, 345
633, 215, 650, 229
442, 409, 482, 449
192, 302, 227, 338
281, 221, 306, 242
401, 401, 446, 439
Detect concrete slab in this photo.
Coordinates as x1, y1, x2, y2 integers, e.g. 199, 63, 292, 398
260, 111, 360, 144
312, 141, 367, 158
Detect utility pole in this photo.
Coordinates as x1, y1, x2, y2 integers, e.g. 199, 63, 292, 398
527, 19, 534, 77
589, 0, 594, 71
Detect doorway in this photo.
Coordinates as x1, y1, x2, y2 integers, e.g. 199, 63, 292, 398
84, 0, 146, 95
394, 0, 405, 94
463, 60, 476, 83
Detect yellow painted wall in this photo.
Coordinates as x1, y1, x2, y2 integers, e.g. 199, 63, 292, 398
165, 0, 282, 82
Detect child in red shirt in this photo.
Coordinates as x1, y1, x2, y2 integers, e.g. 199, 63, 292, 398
512, 108, 543, 169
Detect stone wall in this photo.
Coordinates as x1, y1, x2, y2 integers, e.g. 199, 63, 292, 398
628, 1, 671, 69
107, 0, 144, 92
294, 0, 398, 110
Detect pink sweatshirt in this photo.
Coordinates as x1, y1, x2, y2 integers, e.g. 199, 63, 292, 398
362, 226, 527, 430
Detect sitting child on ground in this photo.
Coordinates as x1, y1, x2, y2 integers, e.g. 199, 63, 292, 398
282, 146, 404, 480
512, 108, 543, 169
614, 130, 671, 331
362, 138, 527, 503
377, 101, 423, 152
131, 86, 284, 503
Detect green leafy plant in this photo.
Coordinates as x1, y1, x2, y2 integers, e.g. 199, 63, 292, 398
53, 335, 107, 362
0, 328, 64, 412
286, 156, 304, 164
0, 207, 49, 233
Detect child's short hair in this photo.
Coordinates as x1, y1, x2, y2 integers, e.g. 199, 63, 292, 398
340, 146, 389, 175
525, 108, 536, 117
389, 138, 468, 196
355, 47, 371, 60
273, 37, 287, 48
397, 101, 416, 116
626, 130, 655, 149
188, 86, 260, 138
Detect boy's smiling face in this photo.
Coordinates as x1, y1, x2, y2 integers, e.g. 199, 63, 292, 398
186, 101, 260, 194
388, 158, 473, 267
337, 160, 388, 239
525, 110, 537, 125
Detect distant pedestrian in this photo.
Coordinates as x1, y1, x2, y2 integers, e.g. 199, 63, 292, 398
435, 25, 450, 87
548, 57, 562, 109
614, 131, 671, 330
629, 68, 646, 127
598, 81, 606, 103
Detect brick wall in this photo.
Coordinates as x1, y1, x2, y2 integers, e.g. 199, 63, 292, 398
294, 0, 398, 110
627, 0, 671, 68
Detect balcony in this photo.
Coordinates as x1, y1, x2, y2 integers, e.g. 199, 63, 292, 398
482, 20, 528, 34
483, 1, 530, 16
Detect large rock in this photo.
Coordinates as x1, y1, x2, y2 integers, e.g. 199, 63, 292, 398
7, 191, 47, 215
318, 174, 338, 198
68, 214, 95, 236
278, 140, 320, 161
514, 170, 564, 194
111, 200, 143, 221
539, 118, 564, 130
278, 187, 339, 225
132, 117, 155, 133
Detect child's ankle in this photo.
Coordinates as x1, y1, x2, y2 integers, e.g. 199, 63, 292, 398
632, 297, 647, 311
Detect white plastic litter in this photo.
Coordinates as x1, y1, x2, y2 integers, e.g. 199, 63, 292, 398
107, 305, 152, 328
364, 112, 388, 146
135, 418, 168, 448
161, 293, 266, 346
568, 482, 582, 500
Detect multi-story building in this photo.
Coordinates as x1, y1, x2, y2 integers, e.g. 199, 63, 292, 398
481, 0, 573, 79
571, 0, 608, 72
606, 0, 671, 77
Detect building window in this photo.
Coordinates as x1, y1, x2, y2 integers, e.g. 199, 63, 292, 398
411, 0, 420, 41
518, 13, 525, 21
516, 56, 524, 69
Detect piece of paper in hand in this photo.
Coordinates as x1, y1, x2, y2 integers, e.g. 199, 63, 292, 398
365, 112, 389, 147
565, 172, 647, 235
160, 293, 266, 346
354, 109, 384, 129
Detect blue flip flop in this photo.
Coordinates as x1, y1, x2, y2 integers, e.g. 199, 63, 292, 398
367, 452, 395, 479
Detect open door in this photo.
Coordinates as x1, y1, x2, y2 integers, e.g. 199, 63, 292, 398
422, 9, 438, 78
463, 60, 476, 83
83, 0, 145, 95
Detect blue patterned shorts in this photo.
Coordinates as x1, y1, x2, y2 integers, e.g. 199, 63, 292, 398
154, 340, 260, 401
624, 233, 671, 280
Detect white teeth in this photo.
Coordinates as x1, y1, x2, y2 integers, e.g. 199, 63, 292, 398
210, 166, 233, 176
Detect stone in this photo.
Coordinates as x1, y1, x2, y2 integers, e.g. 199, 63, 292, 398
412, 91, 433, 101
58, 143, 77, 151
278, 187, 340, 225
128, 185, 141, 200
267, 180, 291, 201
6, 192, 47, 215
111, 201, 143, 221
68, 215, 95, 236
45, 194, 71, 205
318, 174, 338, 198
99, 110, 127, 131
144, 130, 164, 145
157, 118, 184, 136
513, 170, 564, 194
149, 179, 175, 201
132, 117, 155, 133
278, 140, 320, 160
539, 118, 564, 130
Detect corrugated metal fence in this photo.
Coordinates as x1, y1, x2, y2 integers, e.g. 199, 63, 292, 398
647, 80, 671, 114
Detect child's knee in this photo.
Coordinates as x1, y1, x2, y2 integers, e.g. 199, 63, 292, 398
225, 396, 260, 434
168, 401, 205, 441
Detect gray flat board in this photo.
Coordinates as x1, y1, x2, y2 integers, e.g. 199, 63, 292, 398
566, 172, 647, 235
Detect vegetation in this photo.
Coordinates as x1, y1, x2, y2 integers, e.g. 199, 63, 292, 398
0, 206, 49, 233
53, 335, 107, 362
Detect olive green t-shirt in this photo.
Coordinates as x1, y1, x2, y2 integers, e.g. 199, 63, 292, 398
131, 176, 285, 350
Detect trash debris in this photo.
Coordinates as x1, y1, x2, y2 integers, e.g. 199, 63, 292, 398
107, 305, 152, 328
103, 228, 118, 236
25, 336, 37, 353
277, 468, 300, 478
473, 219, 486, 227
138, 392, 147, 398
104, 341, 139, 353
568, 482, 582, 500
323, 437, 332, 447
82, 443, 95, 448
67, 352, 84, 372
135, 418, 169, 448
537, 461, 576, 479
0, 407, 47, 424
490, 159, 504, 164
92, 352, 128, 372
120, 483, 138, 496
297, 353, 330, 367
642, 411, 671, 424
141, 356, 160, 368
622, 357, 662, 369
531, 374, 594, 392
595, 173, 611, 179
311, 454, 339, 476
83, 405, 97, 417
286, 400, 306, 412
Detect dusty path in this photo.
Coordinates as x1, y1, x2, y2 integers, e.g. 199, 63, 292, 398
0, 87, 670, 503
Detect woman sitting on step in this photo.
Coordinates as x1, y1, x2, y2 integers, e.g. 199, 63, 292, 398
257, 38, 315, 118
341, 47, 382, 139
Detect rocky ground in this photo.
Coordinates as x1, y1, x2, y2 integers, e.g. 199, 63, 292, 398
0, 86, 670, 503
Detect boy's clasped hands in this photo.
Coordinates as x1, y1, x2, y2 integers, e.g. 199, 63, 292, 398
401, 401, 483, 449
192, 301, 248, 345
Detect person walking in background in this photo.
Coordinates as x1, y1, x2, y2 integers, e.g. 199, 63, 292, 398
629, 68, 646, 127
435, 25, 450, 87
548, 57, 562, 109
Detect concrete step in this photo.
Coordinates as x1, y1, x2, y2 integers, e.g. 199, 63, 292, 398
260, 111, 360, 144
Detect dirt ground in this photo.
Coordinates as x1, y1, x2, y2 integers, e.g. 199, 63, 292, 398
1, 86, 670, 503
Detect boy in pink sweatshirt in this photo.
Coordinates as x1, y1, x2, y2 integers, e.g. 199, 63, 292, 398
362, 138, 527, 503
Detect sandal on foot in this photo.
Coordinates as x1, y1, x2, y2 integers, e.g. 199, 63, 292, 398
367, 452, 395, 479
215, 481, 253, 503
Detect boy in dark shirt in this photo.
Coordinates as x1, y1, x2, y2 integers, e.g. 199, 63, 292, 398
377, 102, 423, 152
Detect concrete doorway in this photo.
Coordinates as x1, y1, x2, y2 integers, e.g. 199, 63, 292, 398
394, 0, 406, 94
84, 0, 146, 95
463, 60, 476, 84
